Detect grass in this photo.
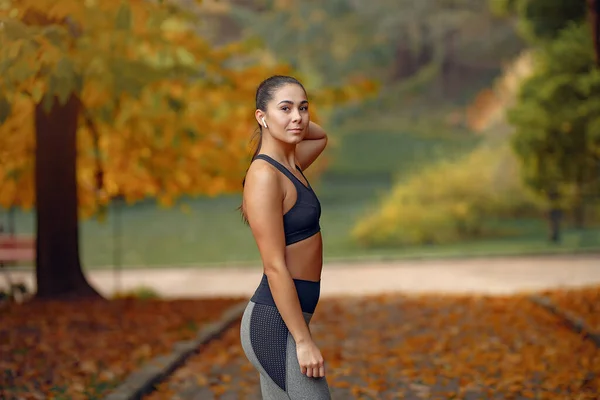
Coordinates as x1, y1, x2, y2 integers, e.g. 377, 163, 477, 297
5, 129, 599, 269
6, 194, 600, 269
325, 129, 480, 179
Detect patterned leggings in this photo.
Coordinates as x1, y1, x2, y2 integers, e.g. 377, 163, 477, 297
240, 275, 331, 399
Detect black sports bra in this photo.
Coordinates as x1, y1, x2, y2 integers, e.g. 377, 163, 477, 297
254, 154, 321, 245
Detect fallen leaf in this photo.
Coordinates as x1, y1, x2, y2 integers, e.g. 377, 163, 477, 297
2, 296, 244, 399
148, 286, 600, 400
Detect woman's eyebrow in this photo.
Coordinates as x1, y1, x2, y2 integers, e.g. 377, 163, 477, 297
277, 100, 309, 105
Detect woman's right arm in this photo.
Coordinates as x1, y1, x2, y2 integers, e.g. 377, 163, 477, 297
243, 163, 325, 378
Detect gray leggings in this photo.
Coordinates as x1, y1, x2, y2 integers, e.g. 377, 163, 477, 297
240, 300, 331, 399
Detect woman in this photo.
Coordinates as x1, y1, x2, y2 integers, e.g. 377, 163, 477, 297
239, 75, 331, 399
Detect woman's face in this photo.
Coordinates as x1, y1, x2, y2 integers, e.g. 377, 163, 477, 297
260, 83, 309, 145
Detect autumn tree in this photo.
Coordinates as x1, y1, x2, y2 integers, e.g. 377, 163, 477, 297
0, 0, 374, 299
507, 23, 600, 240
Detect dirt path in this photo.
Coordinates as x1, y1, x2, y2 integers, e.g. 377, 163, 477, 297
4, 254, 599, 298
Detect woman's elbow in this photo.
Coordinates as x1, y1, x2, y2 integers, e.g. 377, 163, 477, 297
263, 262, 289, 279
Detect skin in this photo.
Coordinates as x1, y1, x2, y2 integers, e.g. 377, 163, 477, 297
242, 83, 328, 379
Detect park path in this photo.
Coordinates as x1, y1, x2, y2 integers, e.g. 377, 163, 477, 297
4, 254, 599, 298
143, 254, 600, 400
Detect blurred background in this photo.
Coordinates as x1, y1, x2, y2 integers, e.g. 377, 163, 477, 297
0, 0, 598, 281
2, 1, 600, 399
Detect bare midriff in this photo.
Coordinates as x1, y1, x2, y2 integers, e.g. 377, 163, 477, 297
284, 232, 323, 282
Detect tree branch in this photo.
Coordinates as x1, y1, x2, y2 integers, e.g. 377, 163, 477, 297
75, 98, 104, 200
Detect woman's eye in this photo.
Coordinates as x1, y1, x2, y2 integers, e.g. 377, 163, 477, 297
280, 106, 308, 111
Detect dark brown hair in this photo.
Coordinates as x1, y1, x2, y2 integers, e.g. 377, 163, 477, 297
239, 75, 307, 224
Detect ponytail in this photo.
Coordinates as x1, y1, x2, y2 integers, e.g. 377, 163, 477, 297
238, 127, 262, 224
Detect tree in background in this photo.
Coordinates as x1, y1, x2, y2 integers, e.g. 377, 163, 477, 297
0, 0, 374, 300
496, 0, 600, 241
217, 0, 522, 102
350, 0, 600, 248
219, 0, 388, 88
351, 0, 522, 96
490, 0, 588, 43
491, 0, 598, 65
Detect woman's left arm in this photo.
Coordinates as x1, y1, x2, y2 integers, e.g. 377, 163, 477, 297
296, 121, 328, 170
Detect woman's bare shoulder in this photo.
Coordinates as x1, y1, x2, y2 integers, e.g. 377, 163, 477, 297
244, 159, 282, 198
243, 159, 285, 227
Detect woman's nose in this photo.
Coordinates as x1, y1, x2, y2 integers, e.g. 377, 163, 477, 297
291, 109, 301, 121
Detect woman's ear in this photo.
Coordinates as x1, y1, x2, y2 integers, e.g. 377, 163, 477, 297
255, 110, 266, 128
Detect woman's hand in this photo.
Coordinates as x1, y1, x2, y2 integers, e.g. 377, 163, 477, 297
296, 338, 326, 378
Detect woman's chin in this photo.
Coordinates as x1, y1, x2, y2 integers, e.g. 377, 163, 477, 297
289, 130, 307, 142
279, 134, 304, 145
271, 130, 305, 145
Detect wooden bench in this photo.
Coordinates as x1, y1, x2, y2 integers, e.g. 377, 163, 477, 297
0, 235, 35, 301
0, 235, 36, 262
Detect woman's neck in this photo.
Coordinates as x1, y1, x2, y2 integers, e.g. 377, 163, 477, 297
259, 139, 297, 169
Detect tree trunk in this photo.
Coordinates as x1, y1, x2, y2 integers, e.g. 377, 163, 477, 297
442, 29, 459, 98
34, 95, 102, 300
547, 189, 562, 243
573, 203, 585, 229
589, 0, 600, 67
572, 178, 586, 229
417, 24, 433, 67
392, 26, 434, 82
392, 28, 417, 81
549, 207, 562, 243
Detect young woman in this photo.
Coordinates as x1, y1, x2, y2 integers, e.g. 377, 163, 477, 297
239, 75, 331, 399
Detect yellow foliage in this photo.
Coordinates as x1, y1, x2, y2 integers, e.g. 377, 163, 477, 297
352, 144, 539, 247
0, 94, 35, 210
353, 50, 542, 248
0, 0, 378, 218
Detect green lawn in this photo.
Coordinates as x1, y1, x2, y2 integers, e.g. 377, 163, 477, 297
325, 129, 479, 179
6, 195, 599, 269
5, 125, 599, 269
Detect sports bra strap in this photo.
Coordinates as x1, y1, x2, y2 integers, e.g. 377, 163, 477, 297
295, 164, 312, 190
254, 154, 310, 190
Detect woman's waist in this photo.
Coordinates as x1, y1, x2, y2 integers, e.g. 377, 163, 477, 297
250, 273, 320, 314
284, 236, 323, 280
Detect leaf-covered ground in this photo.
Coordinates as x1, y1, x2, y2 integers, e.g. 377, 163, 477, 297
0, 296, 244, 400
148, 290, 600, 400
542, 285, 600, 332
